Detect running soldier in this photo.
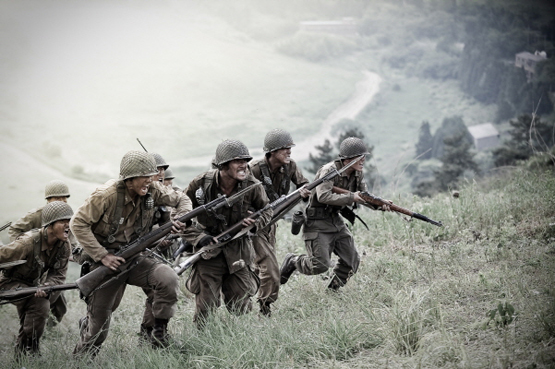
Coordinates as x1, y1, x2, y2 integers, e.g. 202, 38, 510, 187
249, 129, 310, 316
280, 137, 391, 290
183, 139, 272, 327
0, 201, 73, 356
8, 180, 75, 325
71, 150, 191, 355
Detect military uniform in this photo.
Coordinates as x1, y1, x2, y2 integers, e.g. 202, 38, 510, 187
281, 137, 372, 290
0, 222, 70, 353
71, 178, 192, 354
184, 169, 272, 326
249, 157, 308, 311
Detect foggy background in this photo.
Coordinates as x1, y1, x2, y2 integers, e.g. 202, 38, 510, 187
1, 0, 553, 243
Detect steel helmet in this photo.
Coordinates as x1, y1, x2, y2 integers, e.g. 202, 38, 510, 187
164, 168, 175, 180
338, 137, 369, 159
263, 129, 295, 152
150, 152, 169, 170
42, 201, 74, 227
44, 180, 70, 199
214, 140, 252, 167
119, 150, 158, 180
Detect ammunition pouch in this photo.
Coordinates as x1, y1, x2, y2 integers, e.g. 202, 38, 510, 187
306, 207, 338, 220
291, 211, 306, 235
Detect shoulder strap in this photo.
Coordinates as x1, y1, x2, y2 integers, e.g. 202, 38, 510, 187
106, 181, 126, 244
259, 162, 280, 201
32, 230, 45, 285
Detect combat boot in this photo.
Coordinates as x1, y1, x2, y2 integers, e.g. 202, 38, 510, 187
151, 318, 169, 349
259, 301, 271, 317
138, 324, 153, 345
280, 253, 298, 285
327, 275, 344, 291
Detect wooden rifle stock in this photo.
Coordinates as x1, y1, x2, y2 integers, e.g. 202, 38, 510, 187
332, 187, 443, 227
0, 283, 78, 305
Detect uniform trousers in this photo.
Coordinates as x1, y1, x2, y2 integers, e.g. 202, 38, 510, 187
252, 223, 279, 306
73, 256, 178, 355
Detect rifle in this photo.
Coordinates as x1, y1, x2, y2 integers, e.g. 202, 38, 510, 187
173, 155, 365, 275
333, 186, 443, 227
0, 221, 11, 233
75, 183, 260, 298
0, 283, 78, 305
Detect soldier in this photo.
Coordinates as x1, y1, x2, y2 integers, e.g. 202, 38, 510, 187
0, 201, 73, 356
163, 168, 180, 189
183, 139, 272, 327
8, 179, 74, 325
279, 137, 391, 290
151, 152, 169, 183
71, 150, 192, 355
249, 129, 310, 316
8, 180, 71, 241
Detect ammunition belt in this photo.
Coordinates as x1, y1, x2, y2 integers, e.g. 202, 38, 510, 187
306, 207, 339, 220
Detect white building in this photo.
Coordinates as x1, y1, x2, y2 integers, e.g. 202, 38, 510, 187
468, 123, 500, 151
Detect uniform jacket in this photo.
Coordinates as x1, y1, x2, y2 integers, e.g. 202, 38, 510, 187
70, 179, 192, 263
249, 157, 309, 200
183, 169, 272, 273
0, 228, 70, 287
8, 207, 43, 241
305, 159, 367, 232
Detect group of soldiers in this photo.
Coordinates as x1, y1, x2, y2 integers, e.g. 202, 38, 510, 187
0, 129, 391, 358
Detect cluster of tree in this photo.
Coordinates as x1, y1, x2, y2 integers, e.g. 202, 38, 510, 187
492, 114, 555, 167
412, 116, 478, 197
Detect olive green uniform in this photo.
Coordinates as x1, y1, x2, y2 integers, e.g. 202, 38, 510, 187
8, 206, 78, 323
294, 159, 366, 287
183, 169, 271, 326
249, 157, 308, 309
71, 179, 191, 355
0, 228, 70, 352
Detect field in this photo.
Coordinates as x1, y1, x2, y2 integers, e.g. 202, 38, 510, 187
1, 167, 554, 368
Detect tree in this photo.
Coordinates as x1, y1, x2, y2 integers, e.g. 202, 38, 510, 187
493, 114, 555, 167
434, 129, 479, 191
431, 116, 472, 158
415, 121, 433, 160
306, 139, 334, 174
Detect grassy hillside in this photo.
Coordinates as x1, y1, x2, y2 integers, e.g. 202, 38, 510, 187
2, 167, 553, 368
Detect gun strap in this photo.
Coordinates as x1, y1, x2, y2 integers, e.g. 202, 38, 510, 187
259, 161, 290, 202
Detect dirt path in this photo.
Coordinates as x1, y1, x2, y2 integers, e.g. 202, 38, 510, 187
293, 70, 382, 161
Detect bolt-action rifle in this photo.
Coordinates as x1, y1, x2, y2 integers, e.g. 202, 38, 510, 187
0, 283, 77, 305
0, 222, 11, 233
173, 155, 366, 275
333, 186, 443, 227
74, 183, 260, 298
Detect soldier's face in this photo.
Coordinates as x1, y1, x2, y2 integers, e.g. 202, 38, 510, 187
48, 197, 68, 203
128, 176, 153, 197
223, 159, 248, 181
272, 148, 291, 165
51, 219, 70, 242
153, 167, 165, 182
163, 178, 173, 187
344, 156, 365, 172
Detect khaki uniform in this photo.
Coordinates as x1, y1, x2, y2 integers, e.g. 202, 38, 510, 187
71, 179, 191, 355
0, 228, 70, 352
294, 159, 366, 286
249, 158, 308, 308
8, 206, 77, 323
183, 169, 271, 326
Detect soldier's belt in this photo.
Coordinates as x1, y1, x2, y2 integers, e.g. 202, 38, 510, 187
306, 207, 338, 220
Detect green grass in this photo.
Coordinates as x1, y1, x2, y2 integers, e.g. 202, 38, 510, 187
2, 166, 554, 368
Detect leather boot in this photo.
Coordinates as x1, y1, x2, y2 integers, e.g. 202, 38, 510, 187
259, 301, 271, 317
280, 253, 298, 285
138, 324, 153, 345
327, 275, 344, 291
151, 318, 169, 348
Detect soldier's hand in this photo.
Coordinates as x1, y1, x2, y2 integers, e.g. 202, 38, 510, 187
353, 192, 366, 204
35, 287, 48, 298
170, 219, 186, 234
198, 234, 217, 247
101, 254, 125, 271
380, 199, 394, 212
299, 185, 311, 199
